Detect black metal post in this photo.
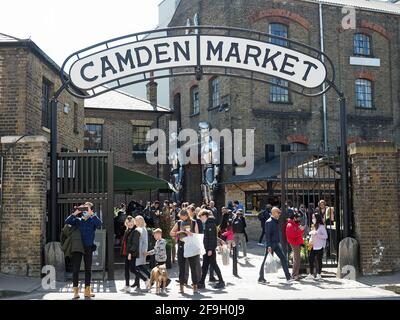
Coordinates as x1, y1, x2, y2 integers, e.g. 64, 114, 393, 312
232, 244, 238, 276
50, 98, 58, 241
338, 93, 351, 238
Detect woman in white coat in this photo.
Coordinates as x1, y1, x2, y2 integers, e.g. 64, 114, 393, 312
131, 215, 150, 289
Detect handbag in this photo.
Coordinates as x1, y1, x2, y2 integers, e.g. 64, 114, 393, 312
182, 234, 205, 258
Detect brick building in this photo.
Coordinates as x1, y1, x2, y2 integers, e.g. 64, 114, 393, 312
0, 33, 85, 152
168, 0, 400, 208
0, 33, 85, 276
84, 85, 173, 205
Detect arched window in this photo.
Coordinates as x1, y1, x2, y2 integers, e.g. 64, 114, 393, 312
209, 77, 220, 109
190, 86, 200, 115
354, 33, 371, 56
355, 79, 373, 108
269, 23, 288, 47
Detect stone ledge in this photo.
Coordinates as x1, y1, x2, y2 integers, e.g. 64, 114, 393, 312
349, 142, 397, 156
0, 135, 48, 145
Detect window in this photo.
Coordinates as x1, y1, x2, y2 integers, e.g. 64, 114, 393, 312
73, 102, 79, 134
354, 34, 371, 56
265, 144, 275, 162
269, 77, 289, 103
355, 79, 373, 108
209, 77, 220, 109
84, 124, 103, 151
269, 23, 288, 47
41, 79, 52, 129
132, 125, 151, 154
191, 86, 200, 115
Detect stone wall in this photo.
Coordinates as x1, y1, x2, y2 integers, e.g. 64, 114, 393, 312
349, 142, 400, 275
0, 136, 48, 277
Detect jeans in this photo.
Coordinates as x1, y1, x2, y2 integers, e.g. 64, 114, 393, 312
259, 226, 266, 243
259, 243, 291, 281
178, 241, 199, 285
200, 250, 223, 284
290, 244, 301, 278
309, 248, 324, 275
234, 233, 247, 257
126, 257, 148, 286
72, 246, 93, 287
133, 264, 150, 285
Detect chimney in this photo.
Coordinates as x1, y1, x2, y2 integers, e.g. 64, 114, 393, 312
146, 80, 158, 107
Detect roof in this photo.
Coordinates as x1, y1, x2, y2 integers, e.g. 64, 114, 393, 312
0, 33, 87, 96
223, 154, 311, 185
84, 89, 172, 113
114, 165, 176, 193
305, 0, 400, 15
0, 32, 23, 42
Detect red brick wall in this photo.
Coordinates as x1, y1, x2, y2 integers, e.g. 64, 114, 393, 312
350, 142, 400, 275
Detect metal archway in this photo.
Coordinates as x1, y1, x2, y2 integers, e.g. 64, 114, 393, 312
49, 26, 350, 242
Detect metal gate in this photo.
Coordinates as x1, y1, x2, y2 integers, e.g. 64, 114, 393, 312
280, 150, 344, 267
54, 152, 115, 280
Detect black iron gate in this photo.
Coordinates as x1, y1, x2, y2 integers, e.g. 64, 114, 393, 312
54, 152, 115, 280
280, 150, 343, 267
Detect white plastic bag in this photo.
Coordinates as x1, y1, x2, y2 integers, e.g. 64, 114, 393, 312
264, 252, 281, 273
182, 233, 205, 258
222, 245, 230, 266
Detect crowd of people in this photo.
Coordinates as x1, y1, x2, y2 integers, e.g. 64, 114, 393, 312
62, 198, 333, 298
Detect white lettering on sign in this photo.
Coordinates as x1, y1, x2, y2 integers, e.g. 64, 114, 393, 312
68, 35, 327, 91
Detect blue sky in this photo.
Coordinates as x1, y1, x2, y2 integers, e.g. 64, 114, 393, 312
0, 0, 160, 65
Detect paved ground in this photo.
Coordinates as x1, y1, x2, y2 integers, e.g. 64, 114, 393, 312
1, 243, 399, 300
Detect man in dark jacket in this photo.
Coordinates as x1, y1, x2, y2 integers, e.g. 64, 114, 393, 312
258, 207, 292, 284
197, 210, 225, 289
232, 209, 247, 258
257, 204, 272, 245
65, 202, 102, 299
209, 201, 221, 226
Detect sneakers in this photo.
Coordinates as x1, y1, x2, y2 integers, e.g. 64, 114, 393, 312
213, 282, 225, 289
120, 286, 131, 293
258, 278, 268, 284
305, 274, 315, 281
315, 274, 322, 281
257, 243, 264, 246
197, 283, 206, 289
286, 278, 295, 284
130, 282, 139, 288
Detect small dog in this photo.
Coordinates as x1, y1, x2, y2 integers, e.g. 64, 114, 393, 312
148, 264, 169, 294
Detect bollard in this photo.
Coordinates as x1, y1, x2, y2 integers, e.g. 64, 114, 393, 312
232, 244, 238, 276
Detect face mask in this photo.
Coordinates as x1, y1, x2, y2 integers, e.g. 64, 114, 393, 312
312, 218, 317, 224
83, 211, 89, 218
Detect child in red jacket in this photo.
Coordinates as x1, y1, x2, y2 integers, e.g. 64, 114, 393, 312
286, 212, 305, 280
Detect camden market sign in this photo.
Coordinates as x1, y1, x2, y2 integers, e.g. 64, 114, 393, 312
61, 26, 335, 98
69, 35, 326, 91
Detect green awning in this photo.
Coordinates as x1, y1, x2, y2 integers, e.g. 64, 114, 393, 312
113, 165, 176, 193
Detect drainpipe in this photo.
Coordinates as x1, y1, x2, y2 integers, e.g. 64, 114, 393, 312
319, 1, 329, 152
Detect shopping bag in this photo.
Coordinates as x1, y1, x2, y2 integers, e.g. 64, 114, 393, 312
264, 252, 280, 273
182, 233, 205, 258
222, 245, 230, 266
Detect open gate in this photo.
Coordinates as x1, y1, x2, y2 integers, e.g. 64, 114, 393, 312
280, 150, 344, 267
54, 152, 115, 280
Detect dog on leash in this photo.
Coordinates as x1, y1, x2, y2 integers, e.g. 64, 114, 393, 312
148, 264, 169, 294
